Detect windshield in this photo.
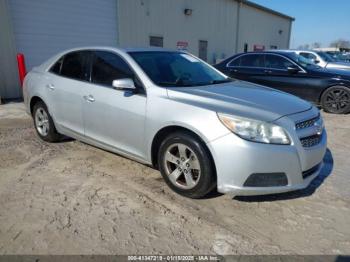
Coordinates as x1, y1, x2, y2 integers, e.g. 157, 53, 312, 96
316, 52, 335, 62
128, 51, 231, 87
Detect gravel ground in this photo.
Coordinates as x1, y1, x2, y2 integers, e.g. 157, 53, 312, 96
0, 102, 349, 255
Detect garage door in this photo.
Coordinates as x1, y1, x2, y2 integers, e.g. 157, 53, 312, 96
8, 0, 119, 70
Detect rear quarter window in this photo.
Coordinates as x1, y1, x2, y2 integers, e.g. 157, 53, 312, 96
60, 51, 89, 81
49, 57, 63, 75
228, 57, 240, 67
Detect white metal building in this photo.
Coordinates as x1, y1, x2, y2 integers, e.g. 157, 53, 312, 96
0, 0, 294, 99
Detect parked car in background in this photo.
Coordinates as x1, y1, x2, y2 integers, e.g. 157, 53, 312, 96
327, 51, 350, 63
23, 47, 327, 198
215, 50, 350, 114
292, 50, 350, 70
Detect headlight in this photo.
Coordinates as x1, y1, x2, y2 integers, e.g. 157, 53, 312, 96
217, 113, 291, 145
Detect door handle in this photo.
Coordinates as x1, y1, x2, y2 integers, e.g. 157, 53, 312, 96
264, 70, 272, 74
83, 95, 95, 102
229, 68, 238, 73
46, 84, 55, 90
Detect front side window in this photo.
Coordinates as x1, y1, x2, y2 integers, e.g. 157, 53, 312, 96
129, 51, 230, 87
265, 55, 294, 70
316, 52, 335, 62
91, 51, 134, 87
60, 51, 88, 80
240, 54, 264, 68
291, 53, 320, 69
300, 52, 317, 61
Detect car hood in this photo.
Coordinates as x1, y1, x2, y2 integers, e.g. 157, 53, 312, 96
326, 62, 350, 70
166, 80, 312, 122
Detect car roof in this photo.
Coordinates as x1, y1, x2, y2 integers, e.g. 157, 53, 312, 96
37, 46, 185, 71
230, 50, 294, 57
57, 46, 181, 54
273, 49, 315, 52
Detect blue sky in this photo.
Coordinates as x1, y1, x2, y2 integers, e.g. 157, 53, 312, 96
251, 0, 350, 48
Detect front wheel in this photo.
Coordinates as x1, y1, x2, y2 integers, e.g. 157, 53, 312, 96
158, 132, 216, 198
321, 86, 350, 114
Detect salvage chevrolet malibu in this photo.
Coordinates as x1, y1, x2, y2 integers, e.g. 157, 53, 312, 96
23, 47, 327, 198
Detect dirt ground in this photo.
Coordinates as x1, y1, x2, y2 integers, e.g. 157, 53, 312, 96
0, 102, 349, 255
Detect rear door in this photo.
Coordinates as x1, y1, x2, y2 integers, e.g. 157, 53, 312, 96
82, 51, 147, 158
47, 51, 90, 135
226, 54, 266, 85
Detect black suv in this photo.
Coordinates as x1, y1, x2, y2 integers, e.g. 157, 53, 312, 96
215, 51, 350, 114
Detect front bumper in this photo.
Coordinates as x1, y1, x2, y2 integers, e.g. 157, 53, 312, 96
207, 114, 327, 196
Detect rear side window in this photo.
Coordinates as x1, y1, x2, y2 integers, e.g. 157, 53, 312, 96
265, 55, 294, 70
91, 51, 134, 86
240, 54, 264, 67
60, 51, 89, 81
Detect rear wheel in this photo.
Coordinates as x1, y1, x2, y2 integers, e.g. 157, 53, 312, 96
33, 101, 61, 142
321, 86, 350, 114
158, 132, 216, 198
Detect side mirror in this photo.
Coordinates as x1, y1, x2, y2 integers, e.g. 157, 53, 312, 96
287, 66, 300, 74
112, 78, 136, 91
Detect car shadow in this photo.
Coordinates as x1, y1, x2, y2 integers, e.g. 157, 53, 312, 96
233, 148, 334, 202
55, 135, 75, 143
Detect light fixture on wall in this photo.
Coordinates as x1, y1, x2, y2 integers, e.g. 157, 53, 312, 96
278, 29, 283, 35
184, 8, 193, 16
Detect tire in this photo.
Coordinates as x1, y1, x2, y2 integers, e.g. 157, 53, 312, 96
158, 132, 216, 198
321, 86, 350, 114
33, 101, 61, 142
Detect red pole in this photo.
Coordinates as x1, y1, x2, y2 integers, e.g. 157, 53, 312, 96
17, 53, 27, 87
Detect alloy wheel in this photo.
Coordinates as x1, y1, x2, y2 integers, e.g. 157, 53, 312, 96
163, 143, 201, 190
35, 107, 50, 136
324, 88, 350, 113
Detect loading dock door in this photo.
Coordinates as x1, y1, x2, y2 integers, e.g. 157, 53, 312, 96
8, 0, 119, 71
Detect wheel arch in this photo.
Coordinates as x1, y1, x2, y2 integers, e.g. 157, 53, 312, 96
150, 125, 216, 176
29, 96, 46, 115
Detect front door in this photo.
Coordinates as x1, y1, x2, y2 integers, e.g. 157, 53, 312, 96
262, 54, 318, 102
82, 51, 147, 159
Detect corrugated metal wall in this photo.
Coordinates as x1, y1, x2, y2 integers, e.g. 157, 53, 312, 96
8, 0, 119, 71
0, 0, 21, 99
117, 0, 292, 63
238, 4, 292, 52
117, 0, 239, 64
1, 0, 119, 99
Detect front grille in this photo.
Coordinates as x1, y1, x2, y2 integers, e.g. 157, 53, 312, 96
302, 164, 321, 179
295, 115, 320, 130
300, 134, 322, 148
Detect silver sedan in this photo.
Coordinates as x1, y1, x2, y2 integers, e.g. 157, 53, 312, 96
23, 47, 327, 198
